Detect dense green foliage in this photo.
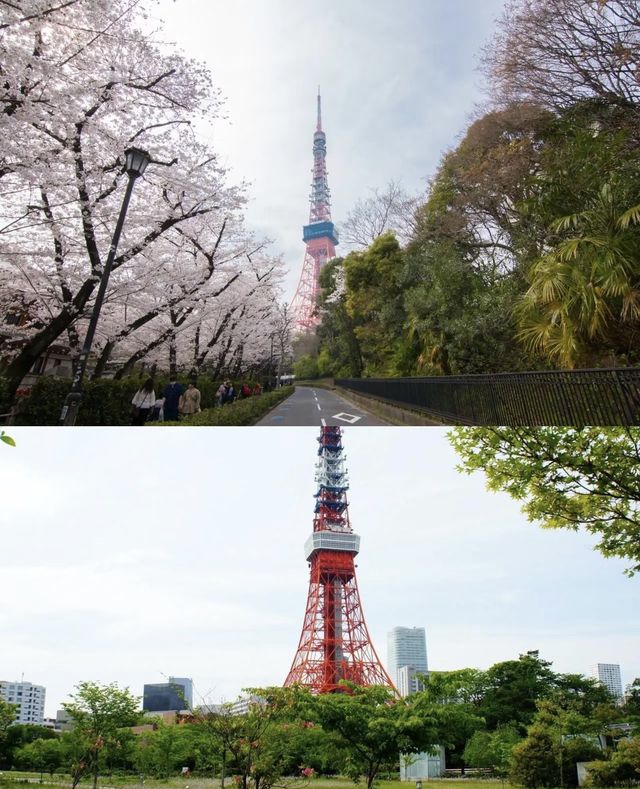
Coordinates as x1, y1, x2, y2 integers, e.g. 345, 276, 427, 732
0, 701, 20, 764
293, 355, 320, 380
156, 387, 293, 426
450, 427, 640, 574
417, 651, 614, 770
309, 3, 640, 375
0, 724, 58, 770
301, 684, 446, 789
463, 725, 521, 774
587, 737, 640, 787
62, 682, 141, 789
2, 656, 635, 787
509, 700, 611, 789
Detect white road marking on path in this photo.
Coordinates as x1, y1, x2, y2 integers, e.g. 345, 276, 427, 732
321, 418, 326, 426
332, 412, 362, 424
316, 403, 322, 411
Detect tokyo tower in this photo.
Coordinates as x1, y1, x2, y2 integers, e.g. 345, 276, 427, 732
284, 427, 395, 693
290, 89, 339, 332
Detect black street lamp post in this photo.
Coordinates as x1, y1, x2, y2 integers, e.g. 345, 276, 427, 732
60, 147, 150, 426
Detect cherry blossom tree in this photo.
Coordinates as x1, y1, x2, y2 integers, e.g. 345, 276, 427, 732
0, 0, 284, 398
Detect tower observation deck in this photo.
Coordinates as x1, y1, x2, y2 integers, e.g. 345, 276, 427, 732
284, 427, 395, 693
291, 89, 338, 332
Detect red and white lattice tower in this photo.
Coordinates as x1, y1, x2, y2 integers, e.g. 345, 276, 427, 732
284, 427, 396, 693
290, 89, 339, 332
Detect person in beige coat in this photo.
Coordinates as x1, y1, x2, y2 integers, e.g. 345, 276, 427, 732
179, 382, 201, 415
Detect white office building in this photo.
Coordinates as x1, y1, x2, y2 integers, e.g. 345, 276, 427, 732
0, 680, 46, 725
398, 665, 426, 697
388, 627, 442, 779
590, 663, 623, 701
387, 626, 428, 697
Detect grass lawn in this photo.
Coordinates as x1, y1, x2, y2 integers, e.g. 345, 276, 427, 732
0, 775, 516, 789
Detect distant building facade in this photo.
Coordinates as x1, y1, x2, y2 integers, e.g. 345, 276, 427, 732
388, 628, 442, 779
591, 664, 623, 701
397, 665, 425, 697
167, 677, 193, 708
143, 677, 193, 712
55, 708, 74, 731
387, 626, 428, 697
0, 680, 46, 725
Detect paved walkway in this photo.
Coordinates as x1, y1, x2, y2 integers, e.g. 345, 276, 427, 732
256, 386, 390, 426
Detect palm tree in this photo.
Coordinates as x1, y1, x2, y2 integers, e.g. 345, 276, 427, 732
517, 182, 640, 367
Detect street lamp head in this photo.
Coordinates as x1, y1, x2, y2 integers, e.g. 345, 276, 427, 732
124, 147, 151, 178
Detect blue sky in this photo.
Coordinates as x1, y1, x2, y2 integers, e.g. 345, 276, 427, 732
151, 0, 507, 298
1, 427, 637, 716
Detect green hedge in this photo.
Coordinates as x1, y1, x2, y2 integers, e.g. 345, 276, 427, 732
12, 377, 139, 426
0, 377, 10, 418
155, 386, 294, 426
6, 376, 267, 426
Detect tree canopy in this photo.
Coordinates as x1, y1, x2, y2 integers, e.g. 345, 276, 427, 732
0, 1, 287, 404
449, 427, 640, 574
62, 681, 140, 789
309, 0, 640, 376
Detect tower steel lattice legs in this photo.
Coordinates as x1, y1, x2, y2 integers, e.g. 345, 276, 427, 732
284, 427, 395, 693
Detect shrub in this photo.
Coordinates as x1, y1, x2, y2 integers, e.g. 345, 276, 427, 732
0, 377, 10, 418
16, 377, 71, 425
4, 375, 257, 425
0, 375, 282, 426
587, 737, 640, 787
509, 726, 559, 788
155, 386, 294, 426
15, 377, 139, 426
294, 355, 319, 380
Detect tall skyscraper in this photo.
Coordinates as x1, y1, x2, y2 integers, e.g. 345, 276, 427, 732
590, 663, 623, 701
0, 680, 46, 725
387, 626, 428, 696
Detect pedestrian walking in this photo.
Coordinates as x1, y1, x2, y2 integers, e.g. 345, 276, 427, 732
179, 381, 201, 416
130, 378, 155, 425
162, 379, 185, 421
241, 382, 251, 399
216, 382, 227, 407
225, 381, 236, 403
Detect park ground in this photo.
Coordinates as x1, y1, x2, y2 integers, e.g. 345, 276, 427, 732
0, 775, 515, 789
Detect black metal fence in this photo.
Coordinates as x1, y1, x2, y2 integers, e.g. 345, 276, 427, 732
335, 368, 640, 425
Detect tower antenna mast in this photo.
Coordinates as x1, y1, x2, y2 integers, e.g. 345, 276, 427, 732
290, 90, 339, 332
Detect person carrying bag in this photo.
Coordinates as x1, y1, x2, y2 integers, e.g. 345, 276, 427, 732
130, 378, 155, 425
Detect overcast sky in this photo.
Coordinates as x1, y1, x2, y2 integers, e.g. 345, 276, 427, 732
147, 0, 507, 299
1, 427, 638, 718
